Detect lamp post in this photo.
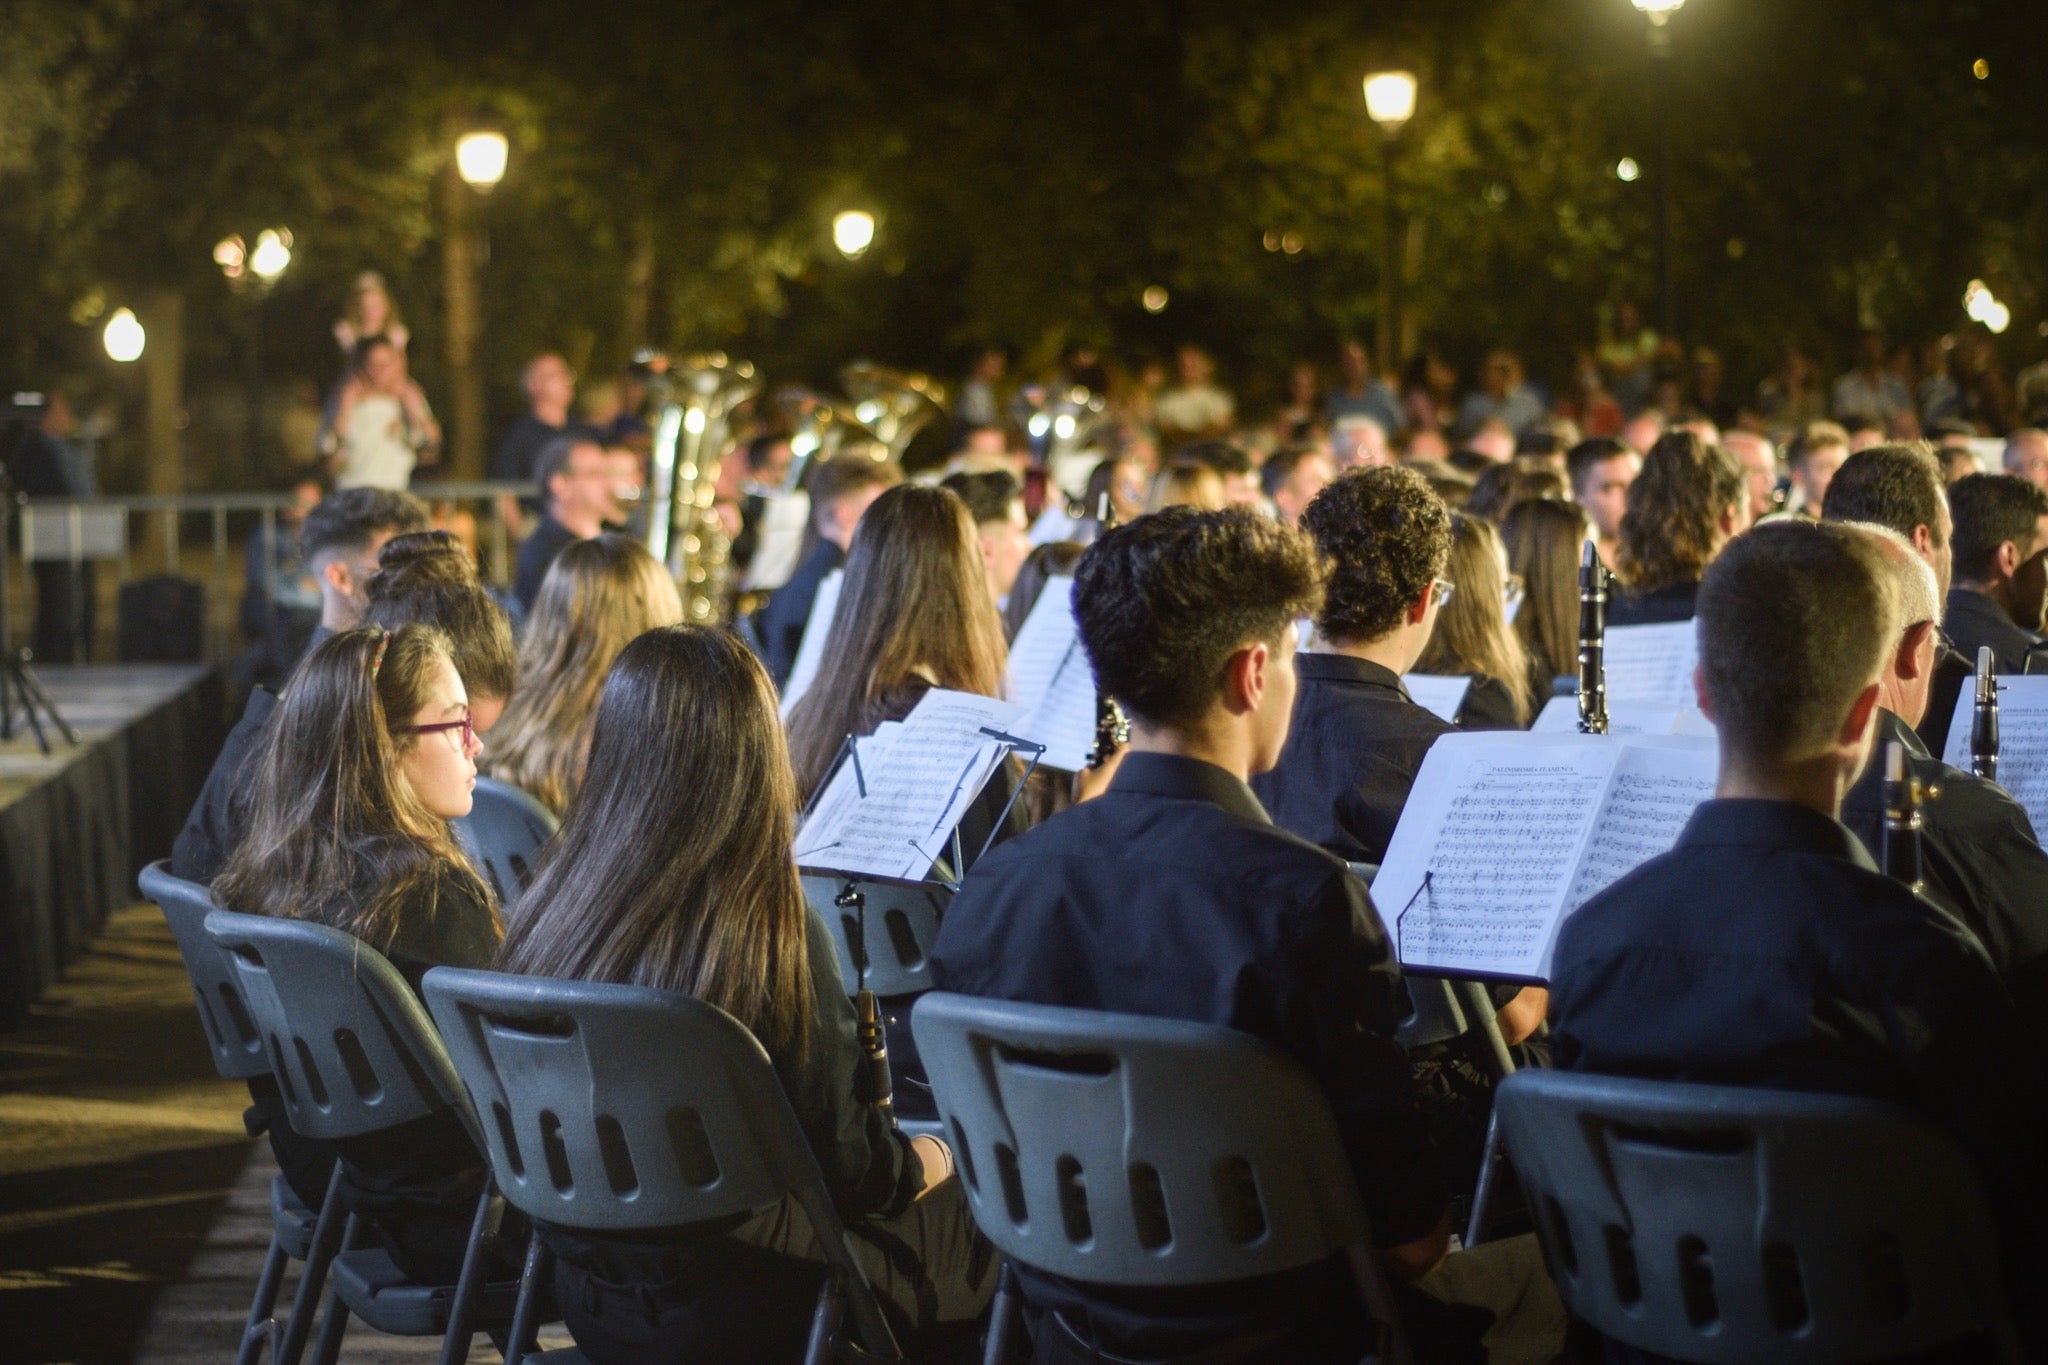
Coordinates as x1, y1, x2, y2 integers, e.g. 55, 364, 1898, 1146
1631, 0, 1684, 338
833, 210, 876, 261
216, 228, 292, 472
102, 309, 146, 364
447, 127, 507, 478
1364, 71, 1417, 377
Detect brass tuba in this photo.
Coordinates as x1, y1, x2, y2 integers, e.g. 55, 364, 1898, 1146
773, 386, 884, 491
646, 352, 758, 623
840, 362, 950, 465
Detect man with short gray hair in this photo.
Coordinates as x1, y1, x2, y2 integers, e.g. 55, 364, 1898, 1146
2004, 427, 2048, 492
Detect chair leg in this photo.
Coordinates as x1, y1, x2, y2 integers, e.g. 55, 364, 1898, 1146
804, 1274, 845, 1365
236, 1231, 291, 1365
983, 1261, 1020, 1365
436, 1183, 499, 1365
1464, 1111, 1505, 1248
307, 1213, 361, 1365
502, 1233, 551, 1365
276, 1166, 347, 1365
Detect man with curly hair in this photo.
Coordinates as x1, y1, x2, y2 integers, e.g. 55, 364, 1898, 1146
1251, 466, 1456, 867
933, 505, 1564, 1364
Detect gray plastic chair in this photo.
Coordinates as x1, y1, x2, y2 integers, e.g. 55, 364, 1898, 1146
455, 777, 560, 914
140, 862, 330, 1365
420, 966, 904, 1365
911, 991, 1411, 1365
802, 875, 950, 999
1496, 1069, 2025, 1364
202, 908, 519, 1365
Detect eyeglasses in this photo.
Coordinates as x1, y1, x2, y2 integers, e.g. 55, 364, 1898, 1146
399, 709, 475, 751
1432, 577, 1456, 606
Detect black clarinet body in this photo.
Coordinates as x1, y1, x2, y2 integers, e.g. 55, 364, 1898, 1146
1577, 540, 1609, 736
1879, 739, 1925, 894
1972, 645, 2000, 782
1085, 490, 1130, 769
835, 883, 895, 1121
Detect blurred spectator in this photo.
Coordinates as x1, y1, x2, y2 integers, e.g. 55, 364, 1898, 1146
327, 336, 439, 490
1753, 345, 1828, 429
1323, 340, 1400, 436
1785, 421, 1852, 517
1845, 415, 1887, 454
1468, 459, 1565, 524
1597, 300, 1658, 411
239, 471, 325, 664
1466, 417, 1517, 465
1621, 407, 1666, 456
333, 270, 409, 358
1402, 427, 1451, 464
1275, 361, 1324, 443
277, 378, 326, 468
491, 352, 598, 485
12, 391, 98, 663
1153, 345, 1236, 451
1176, 439, 1261, 506
1831, 329, 1914, 425
1263, 445, 1335, 527
1558, 350, 1623, 438
2017, 346, 2048, 427
2004, 429, 2048, 492
1399, 350, 1460, 436
1148, 460, 1227, 512
957, 346, 1007, 430
1332, 415, 1392, 469
1688, 347, 1738, 430
1721, 429, 1782, 523
1566, 436, 1639, 572
1457, 350, 1546, 437
1940, 443, 1983, 485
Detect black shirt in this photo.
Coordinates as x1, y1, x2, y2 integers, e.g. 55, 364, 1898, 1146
173, 687, 278, 884
1252, 655, 1453, 865
513, 514, 584, 615
1843, 709, 2048, 1033
1606, 578, 1699, 627
1551, 798, 2048, 1272
753, 538, 844, 687
932, 753, 1445, 1356
488, 413, 599, 484
1944, 587, 2046, 677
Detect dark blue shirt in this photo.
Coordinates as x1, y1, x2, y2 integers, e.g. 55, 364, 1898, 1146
752, 538, 844, 688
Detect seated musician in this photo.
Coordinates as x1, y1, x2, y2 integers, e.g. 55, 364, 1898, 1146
1606, 430, 1749, 626
1251, 466, 1460, 867
1821, 442, 1969, 754
1833, 522, 2048, 1033
499, 626, 995, 1360
1551, 520, 2048, 1354
1943, 471, 2048, 675
932, 506, 1564, 1365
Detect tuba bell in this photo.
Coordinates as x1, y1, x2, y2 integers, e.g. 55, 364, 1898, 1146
840, 362, 950, 465
645, 352, 758, 623
774, 386, 885, 491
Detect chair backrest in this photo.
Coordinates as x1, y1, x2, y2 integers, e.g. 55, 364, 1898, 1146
138, 860, 269, 1081
454, 777, 559, 912
1394, 975, 1472, 1052
911, 991, 1375, 1288
202, 908, 468, 1143
802, 875, 948, 998
1497, 1069, 2018, 1364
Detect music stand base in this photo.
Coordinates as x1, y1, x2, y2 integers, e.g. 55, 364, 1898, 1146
0, 649, 78, 755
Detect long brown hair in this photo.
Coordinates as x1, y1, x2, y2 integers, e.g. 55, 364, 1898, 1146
214, 625, 497, 949
1415, 513, 1535, 724
1617, 430, 1745, 593
1501, 498, 1592, 687
486, 533, 682, 812
498, 626, 814, 1057
785, 484, 1008, 796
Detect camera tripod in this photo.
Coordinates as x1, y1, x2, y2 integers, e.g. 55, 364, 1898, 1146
0, 474, 76, 755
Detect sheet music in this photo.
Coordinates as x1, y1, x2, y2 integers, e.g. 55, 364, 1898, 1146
1007, 577, 1098, 771
1008, 578, 1078, 712
1943, 674, 2048, 831
1375, 736, 1615, 980
1531, 695, 1712, 737
797, 721, 901, 851
1402, 674, 1472, 724
1376, 733, 1715, 981
1604, 621, 1701, 707
794, 690, 1021, 882
739, 491, 811, 591
778, 570, 844, 718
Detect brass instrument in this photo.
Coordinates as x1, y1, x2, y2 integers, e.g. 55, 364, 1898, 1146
1576, 540, 1610, 736
774, 387, 885, 491
1972, 646, 2000, 782
646, 353, 758, 623
841, 363, 949, 465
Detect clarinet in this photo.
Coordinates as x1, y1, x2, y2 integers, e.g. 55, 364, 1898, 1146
1972, 645, 2000, 782
1576, 540, 1609, 735
1880, 740, 1926, 894
835, 883, 894, 1122
1086, 490, 1131, 768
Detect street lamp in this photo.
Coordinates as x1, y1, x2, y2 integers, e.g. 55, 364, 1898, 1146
215, 227, 292, 469
1364, 70, 1418, 377
833, 210, 876, 260
455, 130, 509, 192
102, 308, 145, 363
249, 228, 293, 283
1630, 0, 1685, 337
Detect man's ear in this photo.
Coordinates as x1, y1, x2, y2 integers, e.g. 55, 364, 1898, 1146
1405, 585, 1433, 627
321, 557, 352, 597
1222, 640, 1270, 716
1839, 679, 1883, 750
1897, 620, 1938, 683
1691, 663, 1715, 721
1996, 539, 2022, 580
1911, 523, 1936, 558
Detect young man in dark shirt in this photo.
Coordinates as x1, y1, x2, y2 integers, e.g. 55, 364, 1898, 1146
1251, 466, 1455, 867
1944, 472, 2048, 675
932, 506, 1563, 1364
1551, 520, 2048, 1336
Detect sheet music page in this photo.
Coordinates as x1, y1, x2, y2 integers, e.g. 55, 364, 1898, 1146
778, 570, 844, 718
1374, 734, 1618, 980
739, 491, 811, 591
795, 721, 900, 851
1402, 674, 1473, 724
1604, 621, 1701, 707
1007, 578, 1078, 711
1531, 695, 1707, 736
1019, 641, 1098, 772
1551, 737, 1717, 973
1943, 675, 2048, 830
794, 690, 1021, 882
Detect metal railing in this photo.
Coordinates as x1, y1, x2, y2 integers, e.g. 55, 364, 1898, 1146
12, 481, 536, 666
